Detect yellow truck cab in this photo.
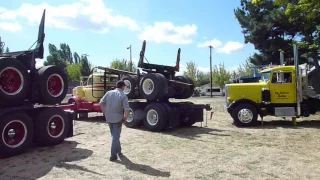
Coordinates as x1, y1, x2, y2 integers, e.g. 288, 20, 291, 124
72, 73, 118, 102
225, 45, 320, 127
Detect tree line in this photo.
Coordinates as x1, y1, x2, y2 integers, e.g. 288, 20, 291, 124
183, 59, 254, 90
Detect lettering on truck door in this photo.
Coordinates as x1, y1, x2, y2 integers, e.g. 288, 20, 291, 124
269, 71, 296, 104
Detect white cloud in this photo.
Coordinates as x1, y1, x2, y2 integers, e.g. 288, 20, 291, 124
197, 39, 222, 48
216, 41, 244, 54
197, 39, 244, 55
138, 22, 197, 44
0, 0, 140, 33
0, 22, 22, 31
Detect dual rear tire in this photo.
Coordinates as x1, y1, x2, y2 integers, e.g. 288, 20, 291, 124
0, 58, 68, 106
122, 73, 169, 101
0, 107, 70, 158
124, 102, 168, 132
173, 75, 195, 99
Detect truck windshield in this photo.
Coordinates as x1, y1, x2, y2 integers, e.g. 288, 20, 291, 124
260, 72, 270, 81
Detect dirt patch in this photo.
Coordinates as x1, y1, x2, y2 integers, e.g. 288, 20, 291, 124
1, 97, 320, 179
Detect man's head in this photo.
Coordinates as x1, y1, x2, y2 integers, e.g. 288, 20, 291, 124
116, 80, 126, 90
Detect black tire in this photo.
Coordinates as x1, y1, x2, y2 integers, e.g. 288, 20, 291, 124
37, 65, 68, 104
139, 73, 162, 101
160, 103, 172, 128
34, 107, 70, 146
183, 75, 195, 98
173, 75, 191, 99
0, 58, 30, 105
121, 75, 138, 99
231, 103, 258, 127
0, 113, 34, 158
124, 103, 144, 128
143, 103, 168, 132
155, 73, 169, 100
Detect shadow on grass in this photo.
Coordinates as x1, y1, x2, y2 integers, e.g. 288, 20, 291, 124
247, 119, 320, 129
0, 141, 99, 179
162, 126, 231, 141
115, 154, 170, 177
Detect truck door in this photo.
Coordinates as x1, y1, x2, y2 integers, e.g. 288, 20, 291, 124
269, 71, 296, 104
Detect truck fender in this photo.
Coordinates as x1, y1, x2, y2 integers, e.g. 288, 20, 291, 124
227, 99, 262, 116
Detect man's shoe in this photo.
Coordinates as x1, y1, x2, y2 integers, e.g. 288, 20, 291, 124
109, 156, 117, 161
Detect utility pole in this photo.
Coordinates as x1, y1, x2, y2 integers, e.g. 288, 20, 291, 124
209, 45, 213, 97
127, 45, 132, 72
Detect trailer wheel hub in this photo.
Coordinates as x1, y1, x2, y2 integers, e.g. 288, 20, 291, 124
142, 78, 154, 95
47, 115, 65, 138
147, 109, 158, 125
50, 122, 57, 129
126, 108, 134, 123
0, 67, 24, 95
8, 129, 16, 138
124, 80, 132, 95
2, 120, 27, 148
238, 109, 253, 123
47, 74, 64, 97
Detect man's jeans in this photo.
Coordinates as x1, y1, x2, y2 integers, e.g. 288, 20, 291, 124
108, 121, 122, 158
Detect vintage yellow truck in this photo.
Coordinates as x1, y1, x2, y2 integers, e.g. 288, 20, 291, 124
225, 45, 320, 127
68, 72, 119, 119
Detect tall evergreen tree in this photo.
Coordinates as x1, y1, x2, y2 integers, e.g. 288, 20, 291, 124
234, 0, 309, 65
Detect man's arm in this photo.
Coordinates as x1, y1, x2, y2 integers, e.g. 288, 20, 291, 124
122, 96, 130, 122
99, 92, 108, 114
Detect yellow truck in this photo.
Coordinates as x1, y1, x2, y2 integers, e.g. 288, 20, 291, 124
225, 45, 320, 127
68, 72, 119, 119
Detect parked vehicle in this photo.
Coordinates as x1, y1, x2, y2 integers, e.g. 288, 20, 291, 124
0, 9, 75, 158
225, 45, 320, 127
67, 40, 212, 132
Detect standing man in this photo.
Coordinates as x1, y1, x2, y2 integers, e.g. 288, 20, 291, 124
99, 80, 130, 161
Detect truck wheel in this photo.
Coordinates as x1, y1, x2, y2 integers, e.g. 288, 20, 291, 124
183, 75, 195, 98
140, 73, 162, 101
0, 58, 30, 105
122, 75, 138, 99
37, 65, 68, 104
231, 104, 258, 127
160, 103, 173, 128
173, 75, 191, 99
125, 104, 144, 128
34, 107, 70, 146
0, 113, 34, 158
143, 103, 168, 132
155, 73, 169, 100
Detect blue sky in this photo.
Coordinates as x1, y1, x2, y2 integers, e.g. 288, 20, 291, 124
0, 0, 258, 74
